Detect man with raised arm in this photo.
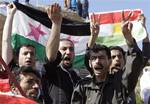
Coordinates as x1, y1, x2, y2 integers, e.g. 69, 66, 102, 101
71, 11, 144, 104
43, 3, 80, 104
2, 3, 36, 70
1, 3, 44, 103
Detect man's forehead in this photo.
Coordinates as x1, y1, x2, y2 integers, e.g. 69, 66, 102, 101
60, 41, 74, 47
20, 73, 40, 81
111, 50, 123, 55
20, 46, 35, 52
60, 39, 73, 44
90, 50, 107, 56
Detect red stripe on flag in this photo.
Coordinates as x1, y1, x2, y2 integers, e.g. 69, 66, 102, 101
0, 94, 37, 104
0, 79, 10, 92
93, 9, 142, 24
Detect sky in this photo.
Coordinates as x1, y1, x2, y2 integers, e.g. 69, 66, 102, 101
3, 0, 150, 48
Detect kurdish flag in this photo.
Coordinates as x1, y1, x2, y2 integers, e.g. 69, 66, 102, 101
11, 2, 146, 69
91, 10, 146, 46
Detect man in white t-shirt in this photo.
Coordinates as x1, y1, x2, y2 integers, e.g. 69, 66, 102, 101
140, 66, 150, 104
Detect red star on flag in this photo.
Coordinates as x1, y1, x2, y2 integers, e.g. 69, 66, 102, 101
27, 23, 46, 42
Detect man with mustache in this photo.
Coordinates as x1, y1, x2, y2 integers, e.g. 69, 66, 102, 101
71, 12, 144, 104
42, 3, 80, 104
109, 46, 125, 74
10, 66, 42, 103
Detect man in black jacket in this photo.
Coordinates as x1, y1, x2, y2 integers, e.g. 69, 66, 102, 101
42, 3, 80, 104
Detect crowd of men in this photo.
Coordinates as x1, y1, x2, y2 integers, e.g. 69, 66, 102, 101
1, 1, 150, 104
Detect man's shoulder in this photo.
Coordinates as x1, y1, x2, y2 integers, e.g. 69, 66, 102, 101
44, 51, 62, 68
77, 77, 93, 85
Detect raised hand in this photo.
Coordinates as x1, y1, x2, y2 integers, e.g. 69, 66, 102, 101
121, 11, 134, 45
88, 13, 100, 48
2, 3, 16, 65
47, 3, 62, 25
46, 3, 62, 61
138, 14, 146, 27
90, 13, 100, 37
7, 3, 16, 16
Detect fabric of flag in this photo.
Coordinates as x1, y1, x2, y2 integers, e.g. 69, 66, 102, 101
11, 2, 146, 69
0, 78, 38, 104
0, 92, 37, 104
0, 78, 10, 92
0, 72, 37, 103
0, 57, 38, 104
91, 10, 146, 46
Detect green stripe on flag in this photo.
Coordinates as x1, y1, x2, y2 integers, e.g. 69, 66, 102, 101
11, 33, 86, 69
12, 33, 46, 62
96, 35, 125, 46
73, 55, 85, 69
96, 24, 146, 46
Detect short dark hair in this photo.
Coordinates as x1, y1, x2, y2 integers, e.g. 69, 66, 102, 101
15, 44, 35, 57
10, 66, 41, 87
60, 38, 74, 47
109, 46, 126, 61
18, 66, 41, 79
88, 44, 111, 59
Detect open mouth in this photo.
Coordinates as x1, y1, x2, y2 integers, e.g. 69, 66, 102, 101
112, 64, 121, 70
63, 57, 71, 61
94, 66, 105, 75
94, 65, 104, 70
26, 60, 32, 65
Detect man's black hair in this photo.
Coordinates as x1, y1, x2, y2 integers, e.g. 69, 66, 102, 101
87, 44, 111, 59
109, 46, 126, 61
15, 44, 35, 57
18, 66, 41, 79
10, 66, 41, 86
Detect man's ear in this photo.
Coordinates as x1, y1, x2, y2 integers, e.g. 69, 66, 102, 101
108, 59, 112, 71
89, 60, 92, 68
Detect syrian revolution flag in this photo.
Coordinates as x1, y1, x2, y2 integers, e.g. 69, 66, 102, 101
11, 2, 146, 69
